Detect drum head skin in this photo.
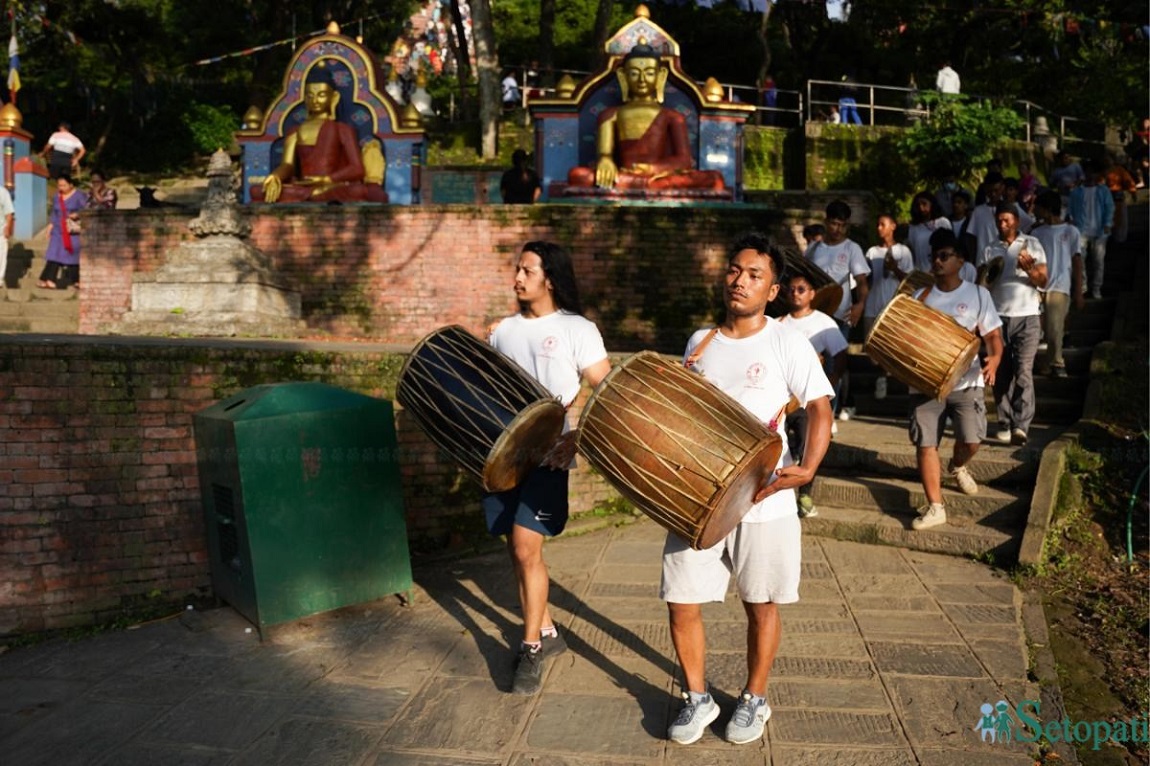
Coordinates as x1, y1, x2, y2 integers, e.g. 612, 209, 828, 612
864, 295, 980, 400
484, 400, 567, 492
692, 435, 783, 549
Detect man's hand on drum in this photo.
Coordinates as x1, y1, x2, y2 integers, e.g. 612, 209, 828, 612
846, 302, 864, 328
541, 430, 578, 470
755, 464, 816, 502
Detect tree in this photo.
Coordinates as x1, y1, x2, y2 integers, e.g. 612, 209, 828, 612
898, 94, 1023, 185
470, 0, 500, 159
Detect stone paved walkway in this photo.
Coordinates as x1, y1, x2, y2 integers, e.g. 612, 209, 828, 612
0, 517, 1060, 765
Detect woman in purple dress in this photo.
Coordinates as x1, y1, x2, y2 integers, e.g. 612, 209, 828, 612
38, 174, 89, 289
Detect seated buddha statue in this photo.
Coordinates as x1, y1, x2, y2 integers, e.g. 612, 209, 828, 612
252, 62, 388, 203
566, 42, 724, 193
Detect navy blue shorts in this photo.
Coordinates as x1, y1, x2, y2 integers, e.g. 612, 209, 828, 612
481, 467, 569, 537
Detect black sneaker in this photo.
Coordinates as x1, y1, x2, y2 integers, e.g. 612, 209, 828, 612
511, 645, 543, 695
542, 631, 568, 658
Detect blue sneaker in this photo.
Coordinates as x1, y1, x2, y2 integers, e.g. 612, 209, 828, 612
725, 689, 771, 744
668, 691, 719, 745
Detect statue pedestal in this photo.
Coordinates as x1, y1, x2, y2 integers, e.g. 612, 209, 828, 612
119, 236, 303, 337
556, 185, 733, 202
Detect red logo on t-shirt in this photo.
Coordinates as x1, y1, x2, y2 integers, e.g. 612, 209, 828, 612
746, 362, 764, 386
540, 335, 559, 357
956, 303, 969, 315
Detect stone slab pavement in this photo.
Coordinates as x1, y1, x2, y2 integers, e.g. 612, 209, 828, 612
0, 517, 1064, 766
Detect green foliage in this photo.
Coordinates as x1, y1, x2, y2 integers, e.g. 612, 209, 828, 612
898, 95, 1023, 186
184, 102, 239, 155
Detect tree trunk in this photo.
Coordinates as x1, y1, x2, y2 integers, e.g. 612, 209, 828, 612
470, 0, 500, 159
448, 0, 473, 119
591, 0, 614, 69
538, 0, 555, 86
756, 2, 773, 91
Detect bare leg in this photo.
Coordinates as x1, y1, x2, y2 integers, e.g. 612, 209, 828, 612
507, 525, 548, 643
668, 602, 707, 693
952, 441, 980, 469
743, 601, 781, 697
917, 446, 943, 505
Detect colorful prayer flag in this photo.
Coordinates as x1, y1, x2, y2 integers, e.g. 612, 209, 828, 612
7, 34, 19, 105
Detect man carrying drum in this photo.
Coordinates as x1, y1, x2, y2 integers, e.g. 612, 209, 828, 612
909, 229, 1004, 531
486, 241, 611, 695
665, 232, 834, 746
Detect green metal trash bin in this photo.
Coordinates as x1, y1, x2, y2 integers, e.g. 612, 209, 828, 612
193, 382, 412, 634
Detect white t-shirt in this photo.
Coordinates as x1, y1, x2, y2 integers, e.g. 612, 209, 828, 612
967, 203, 999, 261
806, 238, 869, 321
959, 261, 977, 283
980, 234, 1047, 317
907, 218, 952, 273
46, 130, 83, 155
0, 186, 13, 235
682, 320, 835, 523
862, 243, 913, 319
913, 282, 1002, 391
489, 311, 608, 413
1031, 222, 1081, 296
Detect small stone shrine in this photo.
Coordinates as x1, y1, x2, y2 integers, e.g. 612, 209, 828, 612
117, 149, 303, 337
235, 22, 425, 205
530, 5, 753, 202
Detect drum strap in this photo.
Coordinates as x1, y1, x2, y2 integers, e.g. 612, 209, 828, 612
684, 325, 790, 431
683, 327, 719, 369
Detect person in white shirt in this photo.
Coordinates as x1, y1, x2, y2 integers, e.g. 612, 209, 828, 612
980, 203, 1048, 445
907, 191, 953, 273
936, 61, 961, 95
665, 232, 833, 747
964, 172, 1005, 263
779, 270, 848, 518
1031, 190, 1083, 378
0, 186, 12, 292
39, 122, 86, 179
862, 212, 913, 334
486, 241, 611, 695
908, 228, 1003, 531
501, 71, 521, 109
806, 199, 869, 421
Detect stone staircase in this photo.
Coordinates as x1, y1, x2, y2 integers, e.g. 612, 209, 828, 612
805, 193, 1147, 563
0, 229, 80, 334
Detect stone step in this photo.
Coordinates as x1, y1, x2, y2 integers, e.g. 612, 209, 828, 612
821, 419, 1046, 485
841, 390, 1084, 424
0, 285, 80, 334
801, 504, 1018, 563
809, 474, 1028, 528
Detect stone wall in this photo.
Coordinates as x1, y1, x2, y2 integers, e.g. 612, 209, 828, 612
0, 336, 622, 636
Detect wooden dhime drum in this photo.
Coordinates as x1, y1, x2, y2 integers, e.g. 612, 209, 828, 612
864, 294, 980, 401
396, 325, 566, 492
896, 269, 936, 297
765, 249, 844, 318
576, 351, 783, 550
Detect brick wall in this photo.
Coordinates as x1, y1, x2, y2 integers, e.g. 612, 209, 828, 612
81, 204, 804, 352
0, 337, 626, 636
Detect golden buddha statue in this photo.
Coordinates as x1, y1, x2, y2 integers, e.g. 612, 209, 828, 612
253, 62, 388, 203
566, 41, 724, 192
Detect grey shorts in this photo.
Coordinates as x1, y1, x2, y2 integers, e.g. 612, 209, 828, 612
908, 387, 987, 448
659, 515, 802, 605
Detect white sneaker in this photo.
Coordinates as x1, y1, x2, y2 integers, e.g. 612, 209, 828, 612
949, 462, 979, 495
994, 429, 1012, 444
838, 407, 854, 422
912, 504, 947, 530
831, 422, 838, 436
874, 376, 888, 400
668, 691, 720, 745
725, 689, 772, 744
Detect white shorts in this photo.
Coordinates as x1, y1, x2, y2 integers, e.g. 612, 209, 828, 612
659, 514, 802, 605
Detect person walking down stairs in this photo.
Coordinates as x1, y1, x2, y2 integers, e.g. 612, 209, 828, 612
909, 229, 1004, 531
